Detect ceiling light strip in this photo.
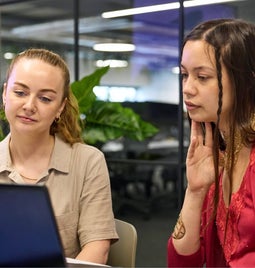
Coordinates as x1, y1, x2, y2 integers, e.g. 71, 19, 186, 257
102, 3, 180, 18
93, 43, 135, 52
102, 0, 244, 18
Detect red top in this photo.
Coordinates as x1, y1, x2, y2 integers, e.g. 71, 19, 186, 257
167, 146, 255, 267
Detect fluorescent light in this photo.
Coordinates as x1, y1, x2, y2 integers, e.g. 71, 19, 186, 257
102, 0, 243, 18
96, 59, 128, 68
4, 52, 16, 60
93, 43, 135, 52
184, 0, 242, 7
171, 66, 180, 74
102, 3, 179, 18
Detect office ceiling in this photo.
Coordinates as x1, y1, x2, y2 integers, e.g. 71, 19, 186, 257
0, 0, 254, 69
1, 0, 134, 47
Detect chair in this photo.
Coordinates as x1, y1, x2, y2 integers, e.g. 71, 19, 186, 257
107, 219, 137, 268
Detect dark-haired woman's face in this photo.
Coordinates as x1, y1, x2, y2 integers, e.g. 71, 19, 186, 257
181, 40, 233, 130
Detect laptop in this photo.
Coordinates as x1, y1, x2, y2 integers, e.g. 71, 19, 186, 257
0, 183, 67, 267
0, 183, 108, 267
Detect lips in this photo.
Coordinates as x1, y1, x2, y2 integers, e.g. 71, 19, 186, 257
184, 101, 199, 111
17, 115, 37, 123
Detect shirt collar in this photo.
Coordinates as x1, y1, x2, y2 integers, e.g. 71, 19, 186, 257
0, 134, 72, 174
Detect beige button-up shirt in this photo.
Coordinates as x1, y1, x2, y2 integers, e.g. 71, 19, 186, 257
0, 134, 118, 258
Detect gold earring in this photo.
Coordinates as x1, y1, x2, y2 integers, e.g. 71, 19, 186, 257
55, 116, 61, 123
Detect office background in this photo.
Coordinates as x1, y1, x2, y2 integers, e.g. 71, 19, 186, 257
0, 0, 254, 266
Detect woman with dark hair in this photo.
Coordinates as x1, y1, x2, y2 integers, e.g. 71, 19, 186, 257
1, 48, 118, 264
168, 18, 255, 267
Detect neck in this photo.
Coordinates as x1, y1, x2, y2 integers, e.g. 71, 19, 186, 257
9, 133, 55, 162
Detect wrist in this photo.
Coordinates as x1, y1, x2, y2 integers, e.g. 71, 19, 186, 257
186, 185, 210, 198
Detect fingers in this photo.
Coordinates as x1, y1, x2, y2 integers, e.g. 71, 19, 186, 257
204, 122, 213, 147
190, 120, 213, 147
190, 121, 204, 145
187, 135, 198, 160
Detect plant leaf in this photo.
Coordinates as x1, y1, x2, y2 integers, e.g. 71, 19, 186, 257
71, 66, 109, 114
82, 101, 159, 144
0, 109, 7, 141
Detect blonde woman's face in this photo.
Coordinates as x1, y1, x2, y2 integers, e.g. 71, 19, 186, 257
2, 58, 66, 136
181, 40, 233, 128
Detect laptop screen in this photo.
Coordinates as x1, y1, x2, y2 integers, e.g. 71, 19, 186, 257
0, 183, 66, 267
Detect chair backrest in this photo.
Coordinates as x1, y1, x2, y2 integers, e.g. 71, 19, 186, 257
107, 219, 137, 268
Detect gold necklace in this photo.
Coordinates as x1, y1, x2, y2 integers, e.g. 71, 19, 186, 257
20, 173, 38, 181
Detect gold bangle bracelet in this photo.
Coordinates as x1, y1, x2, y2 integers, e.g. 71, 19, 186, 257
172, 212, 186, 240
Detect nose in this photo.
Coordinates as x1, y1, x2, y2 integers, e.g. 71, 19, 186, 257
23, 96, 37, 113
182, 76, 196, 98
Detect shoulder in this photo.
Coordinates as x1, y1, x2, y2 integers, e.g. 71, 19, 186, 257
72, 142, 105, 159
69, 143, 107, 169
0, 134, 10, 148
55, 134, 104, 158
52, 135, 107, 173
73, 142, 102, 153
0, 134, 11, 156
0, 134, 11, 163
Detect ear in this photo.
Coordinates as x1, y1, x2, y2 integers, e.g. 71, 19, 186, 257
56, 97, 67, 118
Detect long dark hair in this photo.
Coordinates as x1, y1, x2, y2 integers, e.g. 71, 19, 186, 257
183, 18, 255, 217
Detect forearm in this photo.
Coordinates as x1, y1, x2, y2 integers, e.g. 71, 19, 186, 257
76, 240, 111, 264
172, 187, 207, 255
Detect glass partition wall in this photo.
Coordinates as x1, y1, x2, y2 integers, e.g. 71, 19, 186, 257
0, 0, 254, 212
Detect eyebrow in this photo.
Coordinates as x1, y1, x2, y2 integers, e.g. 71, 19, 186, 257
13, 82, 57, 94
180, 64, 215, 72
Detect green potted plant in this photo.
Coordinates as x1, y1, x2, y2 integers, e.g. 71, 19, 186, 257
0, 66, 158, 145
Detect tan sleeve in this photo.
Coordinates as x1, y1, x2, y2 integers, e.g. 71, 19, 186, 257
76, 146, 119, 247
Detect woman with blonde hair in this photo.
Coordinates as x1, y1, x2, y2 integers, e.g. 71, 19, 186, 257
1, 48, 118, 264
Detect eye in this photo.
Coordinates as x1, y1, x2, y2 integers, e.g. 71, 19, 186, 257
181, 72, 188, 81
198, 75, 208, 81
14, 90, 26, 97
39, 96, 52, 103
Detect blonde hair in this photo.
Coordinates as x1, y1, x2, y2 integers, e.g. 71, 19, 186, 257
6, 48, 83, 145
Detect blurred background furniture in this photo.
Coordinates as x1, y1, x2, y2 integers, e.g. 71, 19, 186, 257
103, 102, 188, 219
107, 219, 137, 268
